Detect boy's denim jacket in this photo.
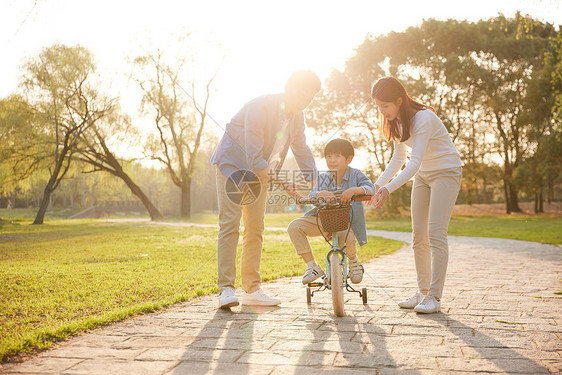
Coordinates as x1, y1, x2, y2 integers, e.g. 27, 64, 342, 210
304, 166, 375, 246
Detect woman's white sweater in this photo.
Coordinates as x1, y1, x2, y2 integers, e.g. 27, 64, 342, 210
375, 109, 462, 194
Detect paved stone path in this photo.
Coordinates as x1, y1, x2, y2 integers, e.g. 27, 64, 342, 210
1, 231, 561, 374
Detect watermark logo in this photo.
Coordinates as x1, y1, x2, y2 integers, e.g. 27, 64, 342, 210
225, 169, 262, 205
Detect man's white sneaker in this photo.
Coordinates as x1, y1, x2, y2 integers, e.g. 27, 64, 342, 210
414, 296, 441, 314
241, 288, 281, 306
348, 257, 364, 284
398, 291, 425, 309
218, 287, 239, 309
302, 263, 325, 284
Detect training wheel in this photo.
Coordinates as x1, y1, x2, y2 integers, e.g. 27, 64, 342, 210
306, 287, 312, 305
362, 287, 368, 304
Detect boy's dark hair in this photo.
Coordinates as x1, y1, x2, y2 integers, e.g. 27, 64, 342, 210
324, 138, 355, 158
285, 70, 321, 93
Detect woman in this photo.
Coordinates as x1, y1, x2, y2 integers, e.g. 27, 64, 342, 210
368, 77, 462, 314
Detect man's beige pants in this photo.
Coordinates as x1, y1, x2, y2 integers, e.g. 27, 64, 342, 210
411, 167, 462, 299
288, 216, 357, 260
216, 168, 268, 294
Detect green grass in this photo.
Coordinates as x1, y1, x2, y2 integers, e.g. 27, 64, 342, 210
0, 208, 83, 222
167, 212, 562, 245
495, 320, 523, 325
170, 212, 302, 228
365, 215, 562, 245
0, 219, 401, 361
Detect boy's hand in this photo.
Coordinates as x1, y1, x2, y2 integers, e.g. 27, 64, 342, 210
340, 188, 356, 203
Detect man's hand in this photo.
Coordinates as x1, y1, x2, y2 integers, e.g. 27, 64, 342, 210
315, 190, 336, 205
256, 167, 273, 181
283, 181, 302, 199
316, 190, 336, 199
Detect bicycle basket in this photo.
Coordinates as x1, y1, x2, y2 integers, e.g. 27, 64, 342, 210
318, 205, 351, 232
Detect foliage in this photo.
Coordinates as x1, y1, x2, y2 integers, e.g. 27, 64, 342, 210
0, 95, 42, 196
21, 44, 117, 224
132, 38, 220, 219
309, 14, 560, 214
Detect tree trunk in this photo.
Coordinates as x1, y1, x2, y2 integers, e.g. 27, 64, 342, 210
180, 182, 191, 219
503, 178, 511, 214
534, 193, 539, 214
502, 160, 522, 214
117, 170, 164, 221
81, 137, 165, 221
539, 190, 544, 213
33, 176, 57, 224
508, 182, 522, 213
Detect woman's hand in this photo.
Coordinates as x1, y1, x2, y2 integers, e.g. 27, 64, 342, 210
366, 184, 380, 206
368, 187, 389, 209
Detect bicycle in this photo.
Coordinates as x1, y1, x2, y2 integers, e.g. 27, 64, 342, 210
296, 194, 372, 317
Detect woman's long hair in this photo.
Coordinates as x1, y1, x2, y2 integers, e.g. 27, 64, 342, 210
371, 77, 435, 142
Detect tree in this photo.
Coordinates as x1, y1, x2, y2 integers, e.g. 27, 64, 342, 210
78, 112, 164, 220
539, 31, 562, 203
0, 95, 42, 200
133, 48, 218, 219
312, 14, 557, 213
22, 44, 116, 224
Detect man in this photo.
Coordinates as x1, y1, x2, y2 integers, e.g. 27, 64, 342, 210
210, 70, 320, 309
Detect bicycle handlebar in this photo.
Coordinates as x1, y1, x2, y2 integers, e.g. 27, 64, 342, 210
296, 194, 372, 205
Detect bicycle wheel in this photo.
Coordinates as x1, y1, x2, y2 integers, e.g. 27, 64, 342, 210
330, 252, 345, 317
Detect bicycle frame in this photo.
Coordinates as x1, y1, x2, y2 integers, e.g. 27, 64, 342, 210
302, 194, 371, 310
325, 234, 347, 289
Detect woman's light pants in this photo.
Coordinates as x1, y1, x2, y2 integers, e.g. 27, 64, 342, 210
411, 167, 462, 299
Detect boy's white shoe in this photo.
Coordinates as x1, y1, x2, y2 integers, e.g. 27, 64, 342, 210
348, 257, 364, 284
302, 263, 325, 284
398, 291, 425, 309
218, 287, 239, 309
414, 296, 441, 314
241, 288, 281, 306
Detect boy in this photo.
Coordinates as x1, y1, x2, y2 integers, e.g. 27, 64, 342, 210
287, 138, 375, 284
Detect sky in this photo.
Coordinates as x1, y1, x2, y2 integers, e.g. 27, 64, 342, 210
1, 0, 561, 168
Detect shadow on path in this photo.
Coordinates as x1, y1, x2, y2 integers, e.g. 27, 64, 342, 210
419, 314, 551, 374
